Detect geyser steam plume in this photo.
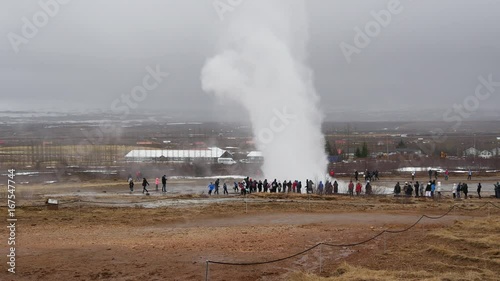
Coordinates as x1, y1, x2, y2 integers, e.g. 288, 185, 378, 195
201, 0, 327, 181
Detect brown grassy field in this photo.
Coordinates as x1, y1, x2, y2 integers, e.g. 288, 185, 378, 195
289, 215, 500, 281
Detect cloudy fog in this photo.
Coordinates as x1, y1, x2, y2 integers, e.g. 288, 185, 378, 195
1, 0, 499, 121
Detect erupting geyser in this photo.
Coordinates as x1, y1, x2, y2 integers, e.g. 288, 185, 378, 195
201, 0, 327, 181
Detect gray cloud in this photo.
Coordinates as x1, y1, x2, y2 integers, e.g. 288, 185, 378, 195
1, 0, 499, 121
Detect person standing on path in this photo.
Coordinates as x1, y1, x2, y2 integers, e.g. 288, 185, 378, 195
223, 182, 228, 195
365, 181, 372, 195
208, 182, 214, 195
394, 182, 401, 196
462, 182, 469, 199
161, 175, 167, 193
214, 179, 220, 195
477, 183, 482, 199
129, 179, 134, 192
467, 169, 472, 180
494, 182, 500, 198
317, 181, 324, 195
155, 177, 159, 191
348, 180, 354, 196
142, 178, 149, 194
355, 181, 362, 196
425, 181, 432, 197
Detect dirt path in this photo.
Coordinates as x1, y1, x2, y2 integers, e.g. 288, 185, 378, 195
165, 212, 464, 229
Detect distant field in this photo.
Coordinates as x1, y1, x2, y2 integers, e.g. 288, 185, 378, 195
0, 145, 136, 167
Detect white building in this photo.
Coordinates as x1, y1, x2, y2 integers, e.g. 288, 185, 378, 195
124, 147, 232, 163
463, 147, 479, 157
243, 151, 264, 163
478, 150, 493, 159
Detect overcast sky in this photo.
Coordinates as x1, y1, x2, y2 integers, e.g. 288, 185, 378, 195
1, 0, 499, 121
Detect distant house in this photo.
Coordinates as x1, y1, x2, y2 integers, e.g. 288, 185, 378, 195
193, 141, 206, 147
463, 147, 479, 157
395, 148, 422, 155
479, 150, 493, 159
125, 147, 231, 163
246, 151, 264, 163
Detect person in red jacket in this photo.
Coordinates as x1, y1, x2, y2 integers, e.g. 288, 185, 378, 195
355, 181, 362, 196
348, 180, 354, 196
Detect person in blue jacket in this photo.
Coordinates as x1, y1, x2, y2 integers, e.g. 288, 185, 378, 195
208, 182, 214, 195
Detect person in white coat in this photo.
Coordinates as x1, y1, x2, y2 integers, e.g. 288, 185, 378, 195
452, 183, 457, 199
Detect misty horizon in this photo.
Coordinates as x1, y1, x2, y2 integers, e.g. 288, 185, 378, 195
2, 0, 500, 123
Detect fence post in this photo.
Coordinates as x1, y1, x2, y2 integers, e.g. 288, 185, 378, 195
205, 261, 209, 281
244, 193, 248, 214
78, 198, 81, 224
319, 243, 322, 274
383, 232, 387, 254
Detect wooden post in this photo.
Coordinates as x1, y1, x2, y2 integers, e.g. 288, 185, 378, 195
383, 232, 387, 254
319, 243, 323, 274
205, 261, 209, 281
78, 198, 81, 224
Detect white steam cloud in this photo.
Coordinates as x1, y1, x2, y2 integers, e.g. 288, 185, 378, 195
201, 0, 327, 181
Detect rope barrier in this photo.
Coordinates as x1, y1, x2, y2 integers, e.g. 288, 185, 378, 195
489, 202, 500, 209
208, 244, 322, 266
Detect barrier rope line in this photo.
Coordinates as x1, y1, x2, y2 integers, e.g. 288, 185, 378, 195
489, 202, 500, 209
205, 202, 498, 266
208, 243, 322, 266
323, 230, 386, 248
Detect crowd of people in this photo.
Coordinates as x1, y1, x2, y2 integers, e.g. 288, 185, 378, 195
391, 180, 497, 199
126, 170, 500, 199
205, 177, 375, 196
127, 173, 168, 194
354, 169, 380, 182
